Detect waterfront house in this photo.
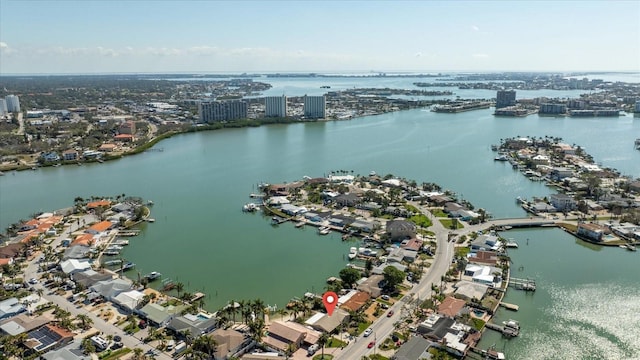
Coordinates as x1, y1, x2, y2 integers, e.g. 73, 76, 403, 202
444, 202, 465, 214
0, 298, 26, 320
113, 290, 145, 313
400, 238, 423, 252
60, 259, 92, 275
282, 320, 321, 347
417, 314, 474, 357
464, 265, 502, 287
71, 269, 113, 288
71, 233, 95, 247
550, 167, 574, 181
63, 244, 91, 260
392, 336, 432, 360
467, 251, 499, 266
469, 234, 500, 251
357, 275, 384, 298
41, 339, 91, 360
62, 149, 79, 161
40, 152, 60, 162
550, 194, 576, 211
139, 302, 188, 327
372, 262, 407, 275
0, 314, 51, 336
386, 220, 417, 241
453, 281, 489, 301
86, 200, 112, 210
263, 321, 306, 352
577, 223, 608, 242
437, 296, 467, 318
98, 143, 117, 152
89, 278, 133, 301
530, 202, 557, 213
349, 219, 377, 233
85, 220, 113, 235
24, 324, 74, 353
429, 194, 453, 205
167, 313, 217, 337
305, 309, 349, 333
340, 291, 370, 312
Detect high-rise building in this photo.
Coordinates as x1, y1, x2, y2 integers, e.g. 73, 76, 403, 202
265, 95, 287, 118
5, 95, 20, 113
198, 100, 248, 123
303, 95, 326, 119
0, 99, 7, 115
496, 90, 516, 109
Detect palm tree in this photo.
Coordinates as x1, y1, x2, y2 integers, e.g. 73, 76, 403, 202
252, 298, 266, 322
132, 347, 144, 360
75, 314, 93, 330
175, 282, 184, 299
248, 319, 265, 343
318, 332, 329, 358
193, 334, 218, 358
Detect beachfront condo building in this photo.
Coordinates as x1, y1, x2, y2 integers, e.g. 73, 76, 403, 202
5, 95, 20, 113
496, 90, 516, 109
304, 95, 326, 119
199, 100, 248, 123
265, 95, 287, 118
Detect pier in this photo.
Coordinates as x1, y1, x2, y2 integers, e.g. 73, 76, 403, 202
499, 302, 519, 311
117, 230, 140, 237
509, 277, 536, 291
485, 320, 520, 337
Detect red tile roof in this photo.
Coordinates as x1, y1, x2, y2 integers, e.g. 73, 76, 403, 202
438, 296, 466, 317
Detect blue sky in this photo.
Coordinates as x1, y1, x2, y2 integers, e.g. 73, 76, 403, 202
1, 0, 639, 74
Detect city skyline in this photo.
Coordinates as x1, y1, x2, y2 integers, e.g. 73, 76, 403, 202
1, 0, 639, 74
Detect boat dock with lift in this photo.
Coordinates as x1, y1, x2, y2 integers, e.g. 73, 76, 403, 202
509, 277, 536, 291
485, 319, 520, 337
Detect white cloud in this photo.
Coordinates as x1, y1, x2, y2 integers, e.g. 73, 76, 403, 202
471, 25, 480, 32
415, 52, 422, 57
472, 53, 489, 59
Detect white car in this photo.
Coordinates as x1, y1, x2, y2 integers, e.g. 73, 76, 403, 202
28, 278, 39, 285
363, 328, 373, 337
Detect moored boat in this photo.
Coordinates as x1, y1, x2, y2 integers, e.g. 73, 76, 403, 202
318, 226, 330, 235
348, 247, 357, 260
144, 271, 162, 281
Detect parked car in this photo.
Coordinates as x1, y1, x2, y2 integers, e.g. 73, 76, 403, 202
28, 278, 39, 284
387, 310, 394, 317
381, 295, 390, 300
368, 341, 375, 349
110, 342, 123, 350
363, 328, 373, 337
113, 335, 122, 342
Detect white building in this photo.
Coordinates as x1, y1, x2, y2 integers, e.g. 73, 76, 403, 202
0, 99, 7, 115
304, 95, 326, 119
5, 95, 20, 113
198, 100, 247, 123
265, 95, 287, 117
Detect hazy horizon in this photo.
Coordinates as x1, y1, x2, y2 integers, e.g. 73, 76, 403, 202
1, 0, 639, 75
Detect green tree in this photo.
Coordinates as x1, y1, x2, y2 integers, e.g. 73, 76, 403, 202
339, 267, 361, 289
383, 266, 405, 292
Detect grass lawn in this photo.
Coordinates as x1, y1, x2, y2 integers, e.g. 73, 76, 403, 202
326, 337, 348, 348
368, 355, 390, 360
357, 321, 372, 334
430, 209, 448, 217
313, 355, 334, 360
409, 214, 432, 228
455, 247, 470, 258
439, 219, 464, 229
99, 348, 132, 360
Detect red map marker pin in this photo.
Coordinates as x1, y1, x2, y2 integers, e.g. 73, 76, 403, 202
322, 291, 338, 316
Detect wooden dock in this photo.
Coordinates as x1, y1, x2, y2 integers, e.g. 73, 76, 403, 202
509, 277, 536, 291
485, 320, 520, 337
500, 302, 519, 311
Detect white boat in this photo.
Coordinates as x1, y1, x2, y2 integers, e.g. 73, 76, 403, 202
147, 218, 156, 223
295, 221, 305, 228
243, 203, 259, 212
505, 241, 519, 248
318, 226, 330, 235
106, 245, 123, 251
113, 239, 129, 246
144, 271, 162, 281
103, 250, 120, 256
348, 247, 358, 260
